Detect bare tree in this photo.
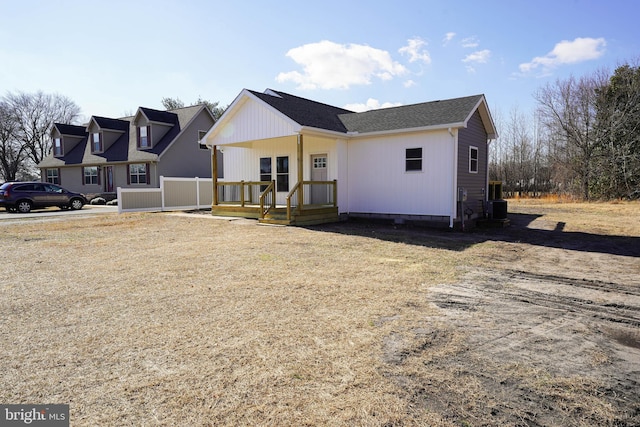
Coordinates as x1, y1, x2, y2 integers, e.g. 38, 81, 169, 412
535, 73, 607, 199
0, 100, 25, 181
5, 91, 80, 169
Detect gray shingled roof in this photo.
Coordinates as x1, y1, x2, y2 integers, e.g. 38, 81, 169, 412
250, 90, 485, 135
338, 94, 484, 133
92, 116, 129, 131
139, 107, 179, 124
54, 123, 87, 136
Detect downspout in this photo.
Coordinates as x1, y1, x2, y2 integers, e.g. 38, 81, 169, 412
449, 127, 457, 228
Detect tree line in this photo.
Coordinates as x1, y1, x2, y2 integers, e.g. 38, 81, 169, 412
490, 61, 640, 200
0, 94, 224, 183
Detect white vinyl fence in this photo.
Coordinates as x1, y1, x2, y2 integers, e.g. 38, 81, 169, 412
118, 176, 213, 213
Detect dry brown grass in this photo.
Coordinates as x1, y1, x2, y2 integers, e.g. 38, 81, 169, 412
508, 198, 640, 236
1, 201, 638, 425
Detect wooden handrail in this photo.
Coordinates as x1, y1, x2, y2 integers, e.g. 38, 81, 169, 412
286, 181, 301, 221
259, 180, 276, 218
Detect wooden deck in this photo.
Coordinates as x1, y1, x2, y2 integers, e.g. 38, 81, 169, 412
211, 179, 339, 226
211, 204, 339, 225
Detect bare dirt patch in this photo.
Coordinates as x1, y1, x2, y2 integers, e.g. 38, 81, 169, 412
0, 200, 638, 426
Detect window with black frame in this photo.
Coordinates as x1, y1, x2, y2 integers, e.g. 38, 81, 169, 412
405, 147, 422, 172
276, 156, 289, 191
260, 157, 272, 191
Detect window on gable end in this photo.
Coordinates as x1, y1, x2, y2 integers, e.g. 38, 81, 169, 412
138, 125, 151, 149
53, 137, 63, 156
405, 147, 422, 172
91, 132, 103, 153
469, 146, 479, 173
198, 130, 208, 150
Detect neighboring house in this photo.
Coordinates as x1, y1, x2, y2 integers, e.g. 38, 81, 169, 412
202, 89, 497, 227
38, 104, 217, 195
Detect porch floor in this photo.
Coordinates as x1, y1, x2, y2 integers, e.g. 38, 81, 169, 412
211, 204, 339, 225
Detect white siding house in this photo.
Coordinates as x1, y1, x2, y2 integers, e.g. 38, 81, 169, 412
203, 89, 497, 227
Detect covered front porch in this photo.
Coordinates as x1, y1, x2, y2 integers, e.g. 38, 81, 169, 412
211, 135, 341, 225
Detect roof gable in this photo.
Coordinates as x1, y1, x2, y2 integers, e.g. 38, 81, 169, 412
53, 123, 87, 137
248, 89, 353, 133
134, 107, 179, 125
88, 116, 129, 132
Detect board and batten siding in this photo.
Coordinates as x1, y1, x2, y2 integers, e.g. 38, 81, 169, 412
212, 97, 298, 146
221, 135, 339, 205
457, 110, 488, 216
347, 130, 455, 217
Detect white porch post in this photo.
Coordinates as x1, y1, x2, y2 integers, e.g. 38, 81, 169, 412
212, 145, 218, 206
297, 134, 303, 211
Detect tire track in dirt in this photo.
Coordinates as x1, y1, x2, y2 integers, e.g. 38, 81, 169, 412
432, 269, 640, 329
382, 267, 640, 425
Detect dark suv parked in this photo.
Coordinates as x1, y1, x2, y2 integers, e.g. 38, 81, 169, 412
0, 182, 87, 213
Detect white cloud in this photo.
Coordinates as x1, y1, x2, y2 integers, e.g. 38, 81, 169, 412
344, 98, 403, 113
461, 36, 479, 48
443, 32, 456, 45
276, 40, 407, 90
399, 37, 431, 64
403, 79, 417, 88
519, 37, 606, 74
463, 49, 491, 64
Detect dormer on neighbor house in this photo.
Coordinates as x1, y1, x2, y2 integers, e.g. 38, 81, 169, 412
50, 123, 87, 157
86, 116, 129, 154
132, 107, 179, 150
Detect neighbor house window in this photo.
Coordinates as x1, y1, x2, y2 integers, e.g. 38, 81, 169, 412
46, 168, 60, 184
83, 166, 99, 185
129, 163, 148, 184
276, 156, 289, 191
198, 130, 208, 150
469, 146, 479, 173
406, 147, 422, 171
137, 126, 150, 149
260, 157, 271, 191
92, 132, 103, 153
53, 138, 63, 156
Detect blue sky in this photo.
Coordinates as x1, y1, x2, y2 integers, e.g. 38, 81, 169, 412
1, 0, 638, 121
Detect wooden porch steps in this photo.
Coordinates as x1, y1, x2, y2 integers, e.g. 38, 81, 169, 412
259, 206, 339, 226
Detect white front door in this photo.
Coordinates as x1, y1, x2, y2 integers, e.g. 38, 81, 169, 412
311, 154, 328, 204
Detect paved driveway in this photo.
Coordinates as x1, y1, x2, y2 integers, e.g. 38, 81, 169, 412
0, 204, 118, 222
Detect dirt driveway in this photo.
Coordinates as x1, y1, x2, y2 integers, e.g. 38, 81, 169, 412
1, 200, 638, 426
